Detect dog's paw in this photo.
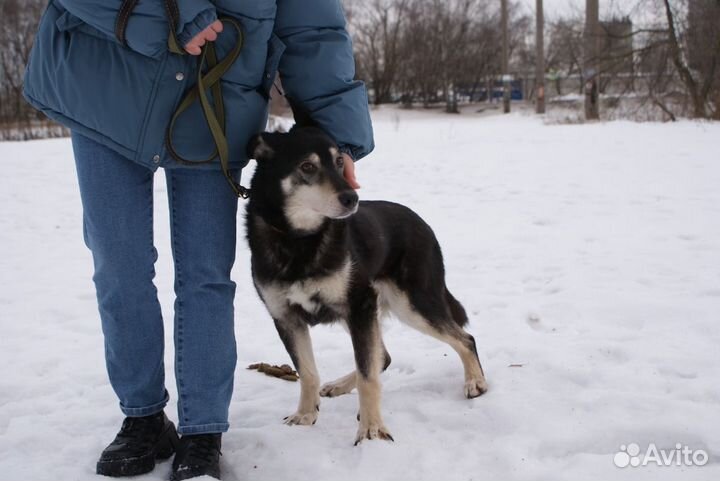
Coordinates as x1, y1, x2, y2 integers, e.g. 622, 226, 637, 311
464, 377, 488, 398
284, 409, 319, 426
320, 381, 354, 398
354, 423, 394, 445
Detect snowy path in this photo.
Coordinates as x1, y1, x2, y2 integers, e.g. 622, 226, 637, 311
1, 109, 719, 480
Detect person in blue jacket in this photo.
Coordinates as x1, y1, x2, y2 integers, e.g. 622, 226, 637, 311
23, 1, 373, 479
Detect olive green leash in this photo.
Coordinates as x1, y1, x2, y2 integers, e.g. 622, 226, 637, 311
116, 0, 250, 198
166, 17, 249, 198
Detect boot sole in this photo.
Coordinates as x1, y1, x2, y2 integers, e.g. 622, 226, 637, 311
170, 464, 220, 481
96, 422, 180, 477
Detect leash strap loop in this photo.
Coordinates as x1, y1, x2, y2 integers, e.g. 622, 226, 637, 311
115, 1, 250, 198
116, 0, 184, 55
165, 17, 248, 198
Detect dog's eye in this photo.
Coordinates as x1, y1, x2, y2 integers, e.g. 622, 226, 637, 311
300, 162, 317, 174
336, 156, 344, 169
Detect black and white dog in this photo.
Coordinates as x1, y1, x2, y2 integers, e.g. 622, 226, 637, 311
245, 121, 487, 445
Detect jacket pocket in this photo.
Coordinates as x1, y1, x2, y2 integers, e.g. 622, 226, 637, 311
53, 4, 168, 59
55, 10, 120, 46
25, 2, 163, 153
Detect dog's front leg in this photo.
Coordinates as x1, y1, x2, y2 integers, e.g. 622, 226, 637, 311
348, 291, 394, 445
273, 317, 321, 426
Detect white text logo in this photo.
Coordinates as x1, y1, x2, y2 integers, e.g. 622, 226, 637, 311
614, 443, 708, 468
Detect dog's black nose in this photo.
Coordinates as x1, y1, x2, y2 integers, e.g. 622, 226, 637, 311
338, 191, 358, 209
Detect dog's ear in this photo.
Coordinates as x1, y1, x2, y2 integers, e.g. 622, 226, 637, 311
247, 133, 281, 160
287, 97, 319, 130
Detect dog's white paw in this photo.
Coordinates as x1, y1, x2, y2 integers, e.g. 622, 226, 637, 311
320, 381, 354, 398
464, 377, 488, 398
354, 422, 394, 445
284, 410, 319, 426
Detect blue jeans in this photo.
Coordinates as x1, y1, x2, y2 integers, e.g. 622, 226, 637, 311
71, 132, 239, 434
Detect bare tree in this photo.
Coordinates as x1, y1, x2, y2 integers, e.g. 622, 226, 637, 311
352, 0, 410, 105
0, 0, 46, 130
546, 16, 584, 95
662, 0, 719, 118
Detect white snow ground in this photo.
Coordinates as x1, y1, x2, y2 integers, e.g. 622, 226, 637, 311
1, 108, 719, 481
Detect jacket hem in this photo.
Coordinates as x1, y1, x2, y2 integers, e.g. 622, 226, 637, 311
23, 89, 139, 163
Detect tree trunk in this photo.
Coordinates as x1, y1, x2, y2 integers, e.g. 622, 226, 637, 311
535, 0, 546, 113
662, 0, 706, 118
501, 0, 511, 113
584, 0, 600, 120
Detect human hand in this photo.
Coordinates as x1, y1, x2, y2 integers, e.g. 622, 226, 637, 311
342, 153, 360, 189
184, 20, 223, 55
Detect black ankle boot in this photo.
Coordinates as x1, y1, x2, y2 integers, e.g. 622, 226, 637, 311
171, 433, 222, 480
96, 411, 179, 477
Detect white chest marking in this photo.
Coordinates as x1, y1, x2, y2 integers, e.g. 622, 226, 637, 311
257, 259, 353, 319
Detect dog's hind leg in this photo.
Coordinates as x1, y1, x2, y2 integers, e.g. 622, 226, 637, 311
378, 281, 488, 398
348, 289, 393, 445
320, 342, 391, 398
448, 328, 488, 398
273, 317, 321, 426
440, 288, 488, 398
413, 321, 487, 398
319, 370, 356, 398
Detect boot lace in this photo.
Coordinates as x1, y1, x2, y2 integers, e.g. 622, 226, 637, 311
115, 416, 160, 449
180, 435, 221, 466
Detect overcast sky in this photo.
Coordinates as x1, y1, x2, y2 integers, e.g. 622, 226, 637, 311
536, 0, 581, 15
520, 0, 641, 19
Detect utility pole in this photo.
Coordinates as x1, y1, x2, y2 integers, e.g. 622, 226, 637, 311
535, 0, 545, 114
584, 0, 600, 120
501, 0, 510, 113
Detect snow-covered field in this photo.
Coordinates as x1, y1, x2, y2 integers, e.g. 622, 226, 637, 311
1, 108, 719, 481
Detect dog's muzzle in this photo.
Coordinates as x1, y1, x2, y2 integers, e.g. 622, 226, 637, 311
336, 191, 359, 218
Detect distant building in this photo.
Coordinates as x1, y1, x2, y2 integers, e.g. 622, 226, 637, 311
636, 30, 670, 76
599, 17, 634, 77
687, 0, 720, 72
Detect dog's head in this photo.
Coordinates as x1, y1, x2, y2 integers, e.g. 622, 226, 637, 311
247, 122, 359, 233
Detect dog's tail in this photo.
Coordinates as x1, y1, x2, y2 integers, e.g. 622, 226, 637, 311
445, 288, 469, 327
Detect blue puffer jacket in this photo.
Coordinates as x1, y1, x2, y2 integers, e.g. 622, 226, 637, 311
23, 0, 374, 171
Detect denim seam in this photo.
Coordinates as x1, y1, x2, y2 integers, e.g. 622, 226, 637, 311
147, 173, 165, 402
169, 171, 188, 426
